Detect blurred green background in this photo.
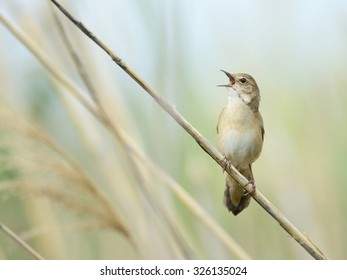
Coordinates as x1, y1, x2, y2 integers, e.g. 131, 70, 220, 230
0, 0, 347, 259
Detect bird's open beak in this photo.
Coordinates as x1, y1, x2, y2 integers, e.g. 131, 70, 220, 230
217, 69, 235, 87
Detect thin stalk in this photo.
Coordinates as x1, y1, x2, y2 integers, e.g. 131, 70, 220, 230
48, 0, 326, 260
0, 223, 45, 260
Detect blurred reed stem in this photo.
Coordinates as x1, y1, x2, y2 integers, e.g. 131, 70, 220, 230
48, 0, 326, 260
0, 223, 45, 260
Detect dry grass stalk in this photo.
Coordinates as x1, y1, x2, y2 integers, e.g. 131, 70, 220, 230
0, 108, 131, 240
50, 8, 195, 259
0, 223, 45, 260
48, 0, 326, 260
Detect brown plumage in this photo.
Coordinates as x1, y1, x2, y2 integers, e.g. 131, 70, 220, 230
217, 71, 264, 215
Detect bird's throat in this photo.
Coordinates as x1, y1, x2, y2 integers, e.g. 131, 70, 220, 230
227, 88, 243, 102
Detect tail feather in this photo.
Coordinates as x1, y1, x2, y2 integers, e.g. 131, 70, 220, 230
223, 172, 252, 215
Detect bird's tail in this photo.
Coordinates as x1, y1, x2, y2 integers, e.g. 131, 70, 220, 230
223, 169, 252, 215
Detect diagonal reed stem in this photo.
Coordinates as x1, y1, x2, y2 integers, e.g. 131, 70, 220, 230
48, 0, 327, 260
0, 223, 45, 260
1, 1, 327, 260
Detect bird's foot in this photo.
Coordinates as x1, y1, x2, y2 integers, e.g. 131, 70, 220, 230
243, 180, 256, 196
221, 156, 232, 173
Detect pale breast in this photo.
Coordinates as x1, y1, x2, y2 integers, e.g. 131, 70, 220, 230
217, 99, 263, 169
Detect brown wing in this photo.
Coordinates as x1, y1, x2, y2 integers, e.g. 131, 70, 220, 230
261, 125, 265, 141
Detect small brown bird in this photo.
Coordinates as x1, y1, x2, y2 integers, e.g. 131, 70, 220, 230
217, 70, 264, 215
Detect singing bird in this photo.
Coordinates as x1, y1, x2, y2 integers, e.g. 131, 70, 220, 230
217, 70, 264, 215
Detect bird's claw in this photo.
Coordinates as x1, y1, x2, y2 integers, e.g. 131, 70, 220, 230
221, 156, 231, 173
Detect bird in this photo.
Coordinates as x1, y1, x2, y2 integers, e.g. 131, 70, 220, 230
217, 70, 264, 215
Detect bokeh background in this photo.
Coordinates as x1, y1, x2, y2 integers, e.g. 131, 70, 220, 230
1, 0, 347, 259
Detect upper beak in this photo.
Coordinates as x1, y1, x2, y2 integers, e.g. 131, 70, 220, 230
217, 69, 235, 87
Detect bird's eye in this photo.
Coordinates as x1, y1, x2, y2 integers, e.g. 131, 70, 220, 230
239, 78, 247, 84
